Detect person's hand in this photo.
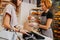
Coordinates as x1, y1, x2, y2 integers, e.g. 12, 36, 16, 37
20, 29, 29, 34
29, 22, 38, 27
28, 23, 34, 27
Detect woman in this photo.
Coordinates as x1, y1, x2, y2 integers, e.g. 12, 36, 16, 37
28, 0, 53, 39
38, 0, 53, 39
2, 0, 28, 39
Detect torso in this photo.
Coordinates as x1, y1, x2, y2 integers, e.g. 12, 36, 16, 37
3, 4, 18, 28
40, 11, 53, 38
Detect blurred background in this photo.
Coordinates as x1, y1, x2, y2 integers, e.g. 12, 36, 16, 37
0, 0, 60, 40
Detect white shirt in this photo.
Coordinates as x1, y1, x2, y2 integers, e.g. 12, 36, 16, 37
4, 4, 18, 27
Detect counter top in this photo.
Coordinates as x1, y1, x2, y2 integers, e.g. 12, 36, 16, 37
32, 30, 53, 40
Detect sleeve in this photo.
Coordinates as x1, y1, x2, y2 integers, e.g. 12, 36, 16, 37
5, 4, 12, 15
47, 12, 53, 19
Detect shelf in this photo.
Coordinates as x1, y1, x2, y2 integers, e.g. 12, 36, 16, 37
54, 30, 58, 33
1, 0, 10, 2
55, 11, 60, 15
58, 6, 60, 8
54, 34, 60, 38
53, 11, 60, 38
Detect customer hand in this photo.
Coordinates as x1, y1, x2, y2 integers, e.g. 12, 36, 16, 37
20, 29, 29, 34
29, 22, 38, 27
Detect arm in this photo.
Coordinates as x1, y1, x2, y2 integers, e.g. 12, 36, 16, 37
3, 13, 11, 29
39, 18, 53, 30
3, 13, 19, 32
3, 13, 28, 34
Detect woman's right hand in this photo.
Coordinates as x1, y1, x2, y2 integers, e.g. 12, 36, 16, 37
20, 29, 29, 34
12, 26, 29, 35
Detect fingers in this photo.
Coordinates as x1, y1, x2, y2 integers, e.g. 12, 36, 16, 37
20, 29, 29, 34
29, 23, 34, 27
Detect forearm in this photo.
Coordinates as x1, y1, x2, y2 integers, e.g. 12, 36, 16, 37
39, 24, 50, 30
13, 27, 20, 32
3, 23, 19, 32
3, 24, 11, 30
39, 19, 52, 30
